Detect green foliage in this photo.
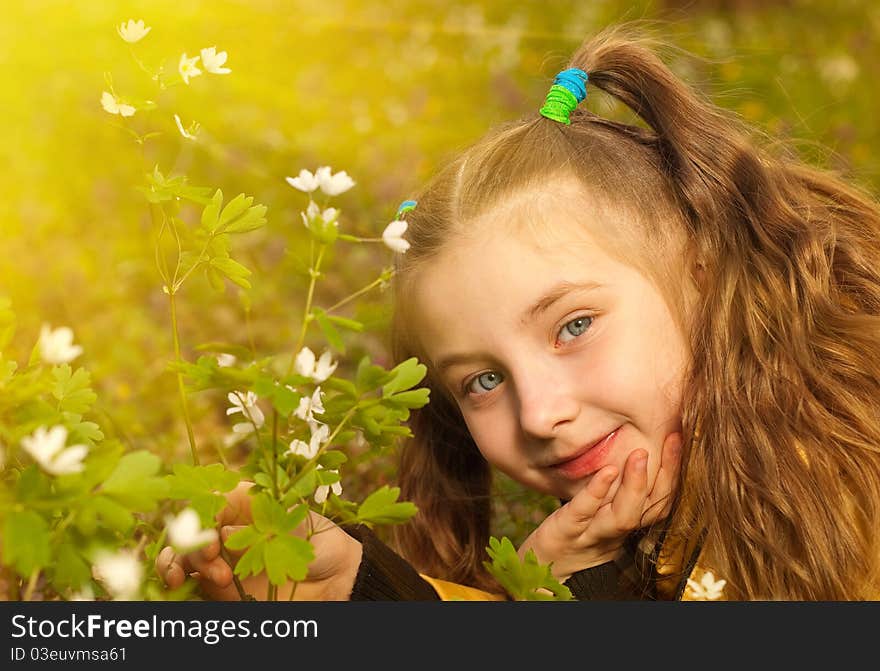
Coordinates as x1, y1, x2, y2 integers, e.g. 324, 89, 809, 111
355, 485, 417, 525
224, 493, 314, 586
483, 536, 572, 601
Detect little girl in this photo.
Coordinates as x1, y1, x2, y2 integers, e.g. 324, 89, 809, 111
160, 23, 880, 600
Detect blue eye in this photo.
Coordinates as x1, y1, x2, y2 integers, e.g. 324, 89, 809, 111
558, 316, 593, 344
467, 371, 504, 395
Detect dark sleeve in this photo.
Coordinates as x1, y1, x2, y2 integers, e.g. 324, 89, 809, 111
564, 561, 639, 600
343, 525, 441, 601
563, 536, 652, 601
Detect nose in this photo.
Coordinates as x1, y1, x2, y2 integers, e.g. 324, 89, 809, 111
515, 368, 581, 439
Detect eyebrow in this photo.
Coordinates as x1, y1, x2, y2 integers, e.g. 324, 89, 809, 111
434, 280, 604, 373
520, 280, 604, 325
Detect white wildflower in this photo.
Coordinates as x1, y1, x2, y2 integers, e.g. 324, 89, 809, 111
173, 113, 200, 140
294, 347, 337, 383
200, 46, 231, 74
216, 353, 237, 367
686, 571, 727, 601
314, 465, 342, 504
288, 422, 329, 460
382, 219, 411, 254
117, 19, 151, 43
93, 550, 143, 600
179, 53, 202, 85
315, 166, 355, 196
165, 508, 218, 553
286, 169, 321, 193
294, 386, 325, 426
300, 201, 339, 230
100, 91, 136, 118
39, 323, 84, 364
21, 425, 89, 477
226, 390, 265, 434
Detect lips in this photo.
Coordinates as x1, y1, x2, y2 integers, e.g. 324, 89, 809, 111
553, 428, 620, 479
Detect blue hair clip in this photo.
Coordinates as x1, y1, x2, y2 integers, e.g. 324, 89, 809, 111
396, 199, 417, 218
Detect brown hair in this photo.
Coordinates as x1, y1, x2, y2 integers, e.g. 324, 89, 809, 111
389, 23, 880, 599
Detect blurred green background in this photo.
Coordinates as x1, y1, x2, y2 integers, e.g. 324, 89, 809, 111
2, 0, 877, 539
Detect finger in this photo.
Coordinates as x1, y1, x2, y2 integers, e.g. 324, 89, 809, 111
217, 481, 255, 526
199, 538, 222, 562
183, 550, 234, 588
156, 546, 185, 589
643, 433, 683, 521
562, 465, 619, 527
608, 449, 650, 528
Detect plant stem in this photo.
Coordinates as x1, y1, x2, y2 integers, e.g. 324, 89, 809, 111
324, 275, 386, 315
219, 546, 253, 601
286, 244, 326, 376
169, 290, 199, 465
271, 410, 279, 501
22, 569, 40, 601
288, 406, 357, 489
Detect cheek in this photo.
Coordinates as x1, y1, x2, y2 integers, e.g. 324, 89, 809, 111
461, 410, 513, 468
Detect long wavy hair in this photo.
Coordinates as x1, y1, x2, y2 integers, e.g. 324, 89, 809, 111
388, 23, 880, 599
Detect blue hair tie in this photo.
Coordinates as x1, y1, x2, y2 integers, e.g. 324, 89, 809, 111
396, 199, 417, 218
539, 68, 588, 125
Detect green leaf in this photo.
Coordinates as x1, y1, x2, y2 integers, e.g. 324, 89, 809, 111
320, 377, 358, 399
264, 535, 314, 585
355, 356, 392, 393
483, 536, 572, 601
216, 193, 252, 232
68, 420, 104, 446
2, 510, 50, 575
224, 525, 262, 552
51, 365, 97, 414
326, 315, 364, 332
386, 388, 431, 409
89, 495, 136, 532
167, 463, 234, 496
318, 450, 348, 470
250, 492, 289, 534
356, 486, 417, 525
102, 451, 169, 510
206, 266, 226, 292
53, 544, 92, 591
313, 309, 344, 353
382, 358, 426, 397
271, 384, 300, 416
286, 467, 318, 502
210, 257, 252, 290
223, 203, 267, 234
167, 464, 241, 527
233, 538, 268, 579
201, 189, 223, 232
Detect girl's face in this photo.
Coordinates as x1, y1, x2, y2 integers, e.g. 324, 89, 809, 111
412, 205, 690, 502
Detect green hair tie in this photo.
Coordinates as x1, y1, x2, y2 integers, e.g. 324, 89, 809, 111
539, 68, 588, 125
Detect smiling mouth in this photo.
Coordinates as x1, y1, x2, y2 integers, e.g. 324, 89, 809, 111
552, 428, 621, 479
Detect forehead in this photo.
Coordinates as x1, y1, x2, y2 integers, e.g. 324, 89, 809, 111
408, 208, 631, 362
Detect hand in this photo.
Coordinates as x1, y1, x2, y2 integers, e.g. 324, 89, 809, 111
156, 481, 363, 600
518, 432, 683, 582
